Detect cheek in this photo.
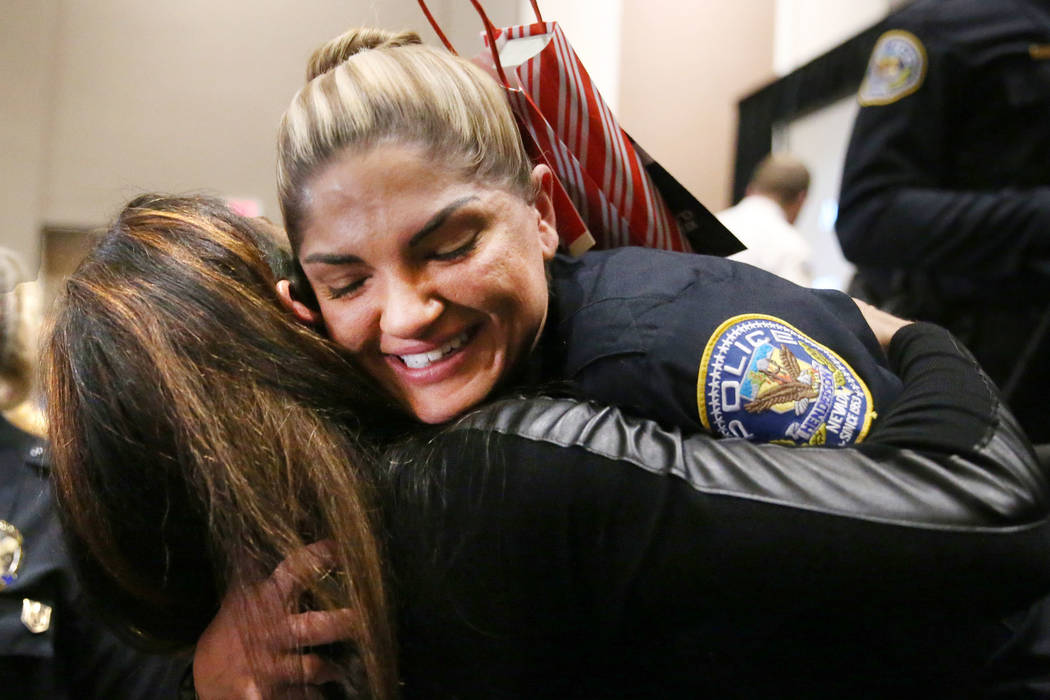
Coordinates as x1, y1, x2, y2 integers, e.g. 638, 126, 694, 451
510, 243, 551, 313
449, 257, 521, 312
517, 268, 550, 331
318, 301, 374, 353
475, 258, 549, 333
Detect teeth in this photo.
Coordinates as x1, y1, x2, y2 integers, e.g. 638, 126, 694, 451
399, 332, 468, 369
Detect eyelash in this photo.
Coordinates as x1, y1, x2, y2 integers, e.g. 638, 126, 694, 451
326, 278, 367, 300
428, 233, 478, 262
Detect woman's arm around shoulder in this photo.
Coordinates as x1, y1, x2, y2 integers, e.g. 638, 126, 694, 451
436, 320, 1048, 608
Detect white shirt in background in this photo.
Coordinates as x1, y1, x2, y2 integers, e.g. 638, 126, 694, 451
717, 194, 813, 287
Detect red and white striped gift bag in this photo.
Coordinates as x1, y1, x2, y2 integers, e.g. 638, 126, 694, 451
419, 0, 742, 257
481, 20, 687, 252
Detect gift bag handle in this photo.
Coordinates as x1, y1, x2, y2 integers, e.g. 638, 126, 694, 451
417, 0, 545, 83
417, 0, 458, 54
468, 0, 514, 88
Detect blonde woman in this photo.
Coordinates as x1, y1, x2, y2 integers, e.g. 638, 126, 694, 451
273, 28, 902, 449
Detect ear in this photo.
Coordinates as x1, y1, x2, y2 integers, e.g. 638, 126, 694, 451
529, 164, 560, 261
276, 279, 323, 325
785, 190, 807, 224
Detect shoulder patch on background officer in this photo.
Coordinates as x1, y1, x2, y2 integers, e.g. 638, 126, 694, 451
0, 519, 24, 589
858, 30, 927, 106
697, 315, 875, 447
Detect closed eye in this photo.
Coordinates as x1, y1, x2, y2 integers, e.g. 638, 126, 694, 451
326, 277, 368, 300
428, 231, 479, 262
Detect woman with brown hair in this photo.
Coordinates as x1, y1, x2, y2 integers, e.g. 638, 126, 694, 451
44, 194, 1050, 698
45, 196, 405, 698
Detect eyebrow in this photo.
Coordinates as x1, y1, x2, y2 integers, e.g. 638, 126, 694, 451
302, 195, 480, 266
408, 195, 479, 247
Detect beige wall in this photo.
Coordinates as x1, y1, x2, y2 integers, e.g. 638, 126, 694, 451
521, 0, 624, 111
619, 0, 775, 211
775, 0, 890, 74
0, 0, 518, 277
0, 0, 62, 271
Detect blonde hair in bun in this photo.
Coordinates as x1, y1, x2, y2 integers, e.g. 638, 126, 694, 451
305, 27, 423, 81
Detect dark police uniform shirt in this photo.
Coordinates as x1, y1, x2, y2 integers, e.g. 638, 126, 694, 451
0, 416, 187, 698
532, 248, 902, 448
392, 323, 1050, 698
837, 0, 1050, 440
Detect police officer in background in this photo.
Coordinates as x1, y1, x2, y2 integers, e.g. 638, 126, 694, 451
837, 0, 1050, 442
0, 250, 188, 697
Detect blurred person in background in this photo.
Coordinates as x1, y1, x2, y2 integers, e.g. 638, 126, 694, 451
718, 154, 813, 287
0, 246, 187, 698
0, 249, 44, 436
837, 0, 1050, 442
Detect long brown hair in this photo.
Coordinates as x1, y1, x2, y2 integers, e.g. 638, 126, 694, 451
45, 195, 403, 698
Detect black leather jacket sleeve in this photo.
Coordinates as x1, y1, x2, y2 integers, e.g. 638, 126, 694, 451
389, 322, 1049, 697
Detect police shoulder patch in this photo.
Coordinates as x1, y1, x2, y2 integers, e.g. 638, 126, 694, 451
697, 315, 875, 447
858, 30, 927, 106
0, 519, 24, 589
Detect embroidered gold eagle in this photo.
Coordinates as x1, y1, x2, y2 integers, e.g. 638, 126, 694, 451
745, 344, 819, 414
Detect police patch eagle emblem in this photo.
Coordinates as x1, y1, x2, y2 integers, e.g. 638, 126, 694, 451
697, 315, 875, 447
859, 30, 927, 106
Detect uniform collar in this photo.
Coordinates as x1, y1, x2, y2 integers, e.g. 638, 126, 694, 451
0, 415, 49, 476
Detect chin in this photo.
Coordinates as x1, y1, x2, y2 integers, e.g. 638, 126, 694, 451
403, 369, 503, 424
403, 394, 458, 424
414, 406, 462, 425
408, 389, 484, 425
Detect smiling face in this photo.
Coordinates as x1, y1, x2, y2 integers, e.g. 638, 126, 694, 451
295, 143, 559, 424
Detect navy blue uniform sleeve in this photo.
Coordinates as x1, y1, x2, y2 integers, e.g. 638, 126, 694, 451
555, 251, 901, 447
837, 5, 1050, 278
391, 322, 1049, 698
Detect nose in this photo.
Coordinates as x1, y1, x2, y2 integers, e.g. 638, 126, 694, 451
378, 272, 444, 339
